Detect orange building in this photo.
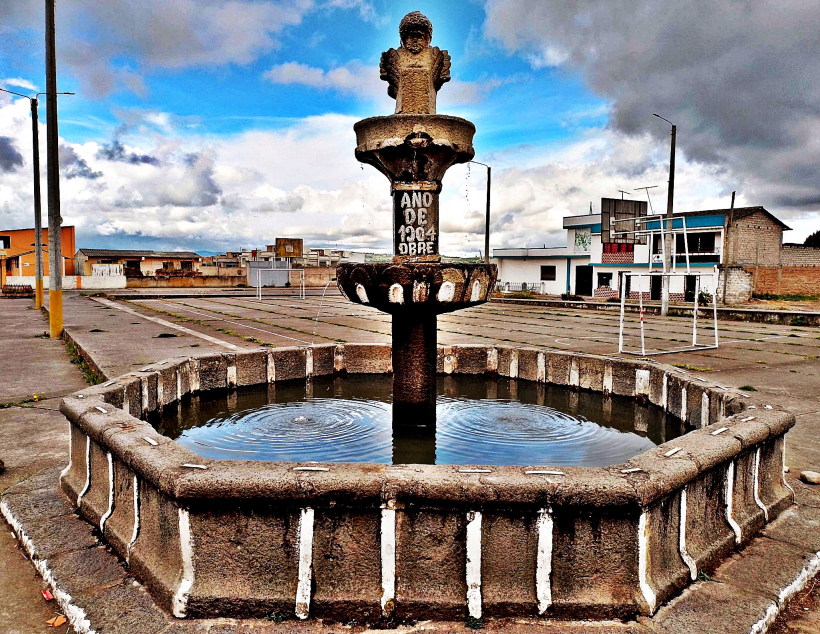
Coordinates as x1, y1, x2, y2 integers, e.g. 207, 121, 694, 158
0, 226, 76, 286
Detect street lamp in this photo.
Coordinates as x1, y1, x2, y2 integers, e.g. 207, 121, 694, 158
0, 87, 73, 309
653, 113, 676, 316
469, 160, 491, 264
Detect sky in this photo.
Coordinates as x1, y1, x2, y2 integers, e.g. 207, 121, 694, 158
0, 0, 818, 256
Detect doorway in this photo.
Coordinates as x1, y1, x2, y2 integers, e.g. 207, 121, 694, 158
650, 275, 662, 301
685, 275, 697, 303
575, 266, 593, 296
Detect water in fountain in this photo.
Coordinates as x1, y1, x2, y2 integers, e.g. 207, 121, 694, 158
150, 375, 687, 466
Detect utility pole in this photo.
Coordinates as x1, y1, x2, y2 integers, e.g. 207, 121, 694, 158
654, 114, 676, 316
31, 97, 44, 308
45, 0, 63, 338
470, 161, 492, 264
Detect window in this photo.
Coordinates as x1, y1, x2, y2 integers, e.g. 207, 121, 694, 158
597, 273, 613, 288
676, 232, 715, 253
540, 265, 556, 281
181, 260, 193, 271
603, 243, 634, 253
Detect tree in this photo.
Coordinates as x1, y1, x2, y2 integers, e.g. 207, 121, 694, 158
805, 230, 820, 248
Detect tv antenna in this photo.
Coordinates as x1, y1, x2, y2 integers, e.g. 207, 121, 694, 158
617, 189, 631, 199
634, 185, 658, 214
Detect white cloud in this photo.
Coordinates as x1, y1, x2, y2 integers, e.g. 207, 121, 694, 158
0, 77, 38, 92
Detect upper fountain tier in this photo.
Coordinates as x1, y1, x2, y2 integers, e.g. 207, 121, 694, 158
354, 11, 475, 187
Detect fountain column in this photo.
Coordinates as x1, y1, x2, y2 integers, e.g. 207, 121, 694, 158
336, 11, 497, 441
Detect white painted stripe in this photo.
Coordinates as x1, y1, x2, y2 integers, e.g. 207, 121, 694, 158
486, 347, 498, 373
465, 511, 482, 619
76, 435, 91, 507
459, 469, 492, 473
182, 463, 208, 470
99, 453, 115, 534
711, 427, 729, 436
603, 364, 613, 394
681, 387, 688, 422
662, 374, 668, 410
1, 499, 96, 634
141, 377, 149, 416
293, 466, 329, 472
679, 487, 697, 581
267, 351, 276, 382
782, 438, 795, 500
537, 352, 546, 383
535, 507, 553, 614
753, 448, 769, 522
172, 508, 195, 618
664, 447, 682, 458
156, 373, 164, 406
95, 406, 107, 414
569, 358, 579, 387
701, 393, 710, 428
725, 461, 742, 545
176, 370, 182, 402
59, 425, 73, 480
380, 508, 396, 617
305, 348, 314, 378
295, 508, 315, 619
638, 511, 657, 614
621, 468, 643, 474
636, 369, 650, 397
142, 437, 158, 446
127, 475, 140, 562
93, 297, 242, 351
509, 350, 519, 379
526, 470, 565, 476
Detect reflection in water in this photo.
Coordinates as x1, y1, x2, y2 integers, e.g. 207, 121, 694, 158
150, 375, 689, 466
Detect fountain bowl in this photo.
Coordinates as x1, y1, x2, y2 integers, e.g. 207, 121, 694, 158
337, 261, 497, 315
354, 114, 475, 182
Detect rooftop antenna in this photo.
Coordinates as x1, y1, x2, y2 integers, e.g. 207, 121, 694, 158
589, 201, 593, 215
618, 189, 631, 200
635, 185, 658, 215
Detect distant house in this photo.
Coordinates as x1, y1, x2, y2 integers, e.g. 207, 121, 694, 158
75, 249, 202, 277
0, 226, 76, 285
492, 200, 808, 303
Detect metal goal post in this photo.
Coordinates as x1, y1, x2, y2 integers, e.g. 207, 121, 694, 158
618, 271, 719, 356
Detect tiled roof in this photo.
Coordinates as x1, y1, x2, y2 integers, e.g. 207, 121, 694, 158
77, 249, 201, 258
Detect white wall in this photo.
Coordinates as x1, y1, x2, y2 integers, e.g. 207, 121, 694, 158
5, 275, 127, 289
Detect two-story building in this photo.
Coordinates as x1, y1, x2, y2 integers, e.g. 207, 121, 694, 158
493, 200, 791, 303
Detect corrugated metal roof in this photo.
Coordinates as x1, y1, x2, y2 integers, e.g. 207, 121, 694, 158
77, 249, 201, 258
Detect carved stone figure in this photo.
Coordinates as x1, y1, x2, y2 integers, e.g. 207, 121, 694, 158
379, 11, 451, 114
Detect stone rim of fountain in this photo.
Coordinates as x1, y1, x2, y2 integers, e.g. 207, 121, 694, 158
57, 338, 795, 623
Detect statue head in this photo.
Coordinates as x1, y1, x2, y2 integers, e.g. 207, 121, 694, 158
399, 11, 433, 55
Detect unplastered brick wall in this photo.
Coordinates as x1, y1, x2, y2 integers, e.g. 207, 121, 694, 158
782, 245, 820, 267
724, 210, 783, 267
730, 266, 820, 297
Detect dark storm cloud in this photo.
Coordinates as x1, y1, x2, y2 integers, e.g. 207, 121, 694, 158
60, 145, 103, 180
484, 0, 820, 212
0, 136, 24, 172
97, 139, 160, 166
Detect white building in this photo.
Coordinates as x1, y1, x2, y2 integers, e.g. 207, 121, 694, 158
493, 200, 731, 302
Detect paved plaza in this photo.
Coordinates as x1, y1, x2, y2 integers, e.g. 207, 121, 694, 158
2, 289, 820, 632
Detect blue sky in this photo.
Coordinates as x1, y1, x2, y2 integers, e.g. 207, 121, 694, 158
0, 0, 817, 254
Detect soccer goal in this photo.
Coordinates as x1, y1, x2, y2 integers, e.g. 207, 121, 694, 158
617, 271, 719, 356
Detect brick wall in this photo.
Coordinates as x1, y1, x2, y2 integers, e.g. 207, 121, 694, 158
781, 245, 820, 267
717, 267, 753, 304
724, 210, 783, 267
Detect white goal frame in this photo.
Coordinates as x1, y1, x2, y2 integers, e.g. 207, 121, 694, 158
618, 271, 719, 356
255, 268, 305, 300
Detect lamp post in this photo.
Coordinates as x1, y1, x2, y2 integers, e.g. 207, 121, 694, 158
653, 114, 676, 316
469, 161, 491, 263
0, 87, 72, 309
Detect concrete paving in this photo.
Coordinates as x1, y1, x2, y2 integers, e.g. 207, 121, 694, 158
5, 288, 820, 633
0, 300, 87, 633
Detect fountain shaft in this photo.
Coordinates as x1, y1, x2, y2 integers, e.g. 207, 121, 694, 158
392, 309, 437, 409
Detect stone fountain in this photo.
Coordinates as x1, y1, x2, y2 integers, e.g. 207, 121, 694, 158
337, 11, 497, 421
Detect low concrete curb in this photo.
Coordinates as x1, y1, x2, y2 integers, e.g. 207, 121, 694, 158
491, 298, 820, 327
3, 466, 818, 633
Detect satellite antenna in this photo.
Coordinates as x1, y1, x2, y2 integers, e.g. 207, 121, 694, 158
618, 189, 631, 200
635, 185, 658, 214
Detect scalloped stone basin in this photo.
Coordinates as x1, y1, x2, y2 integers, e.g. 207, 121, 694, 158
151, 375, 687, 466
59, 342, 795, 624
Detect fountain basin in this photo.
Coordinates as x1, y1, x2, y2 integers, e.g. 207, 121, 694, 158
337, 262, 497, 314
58, 343, 794, 623
354, 114, 475, 182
